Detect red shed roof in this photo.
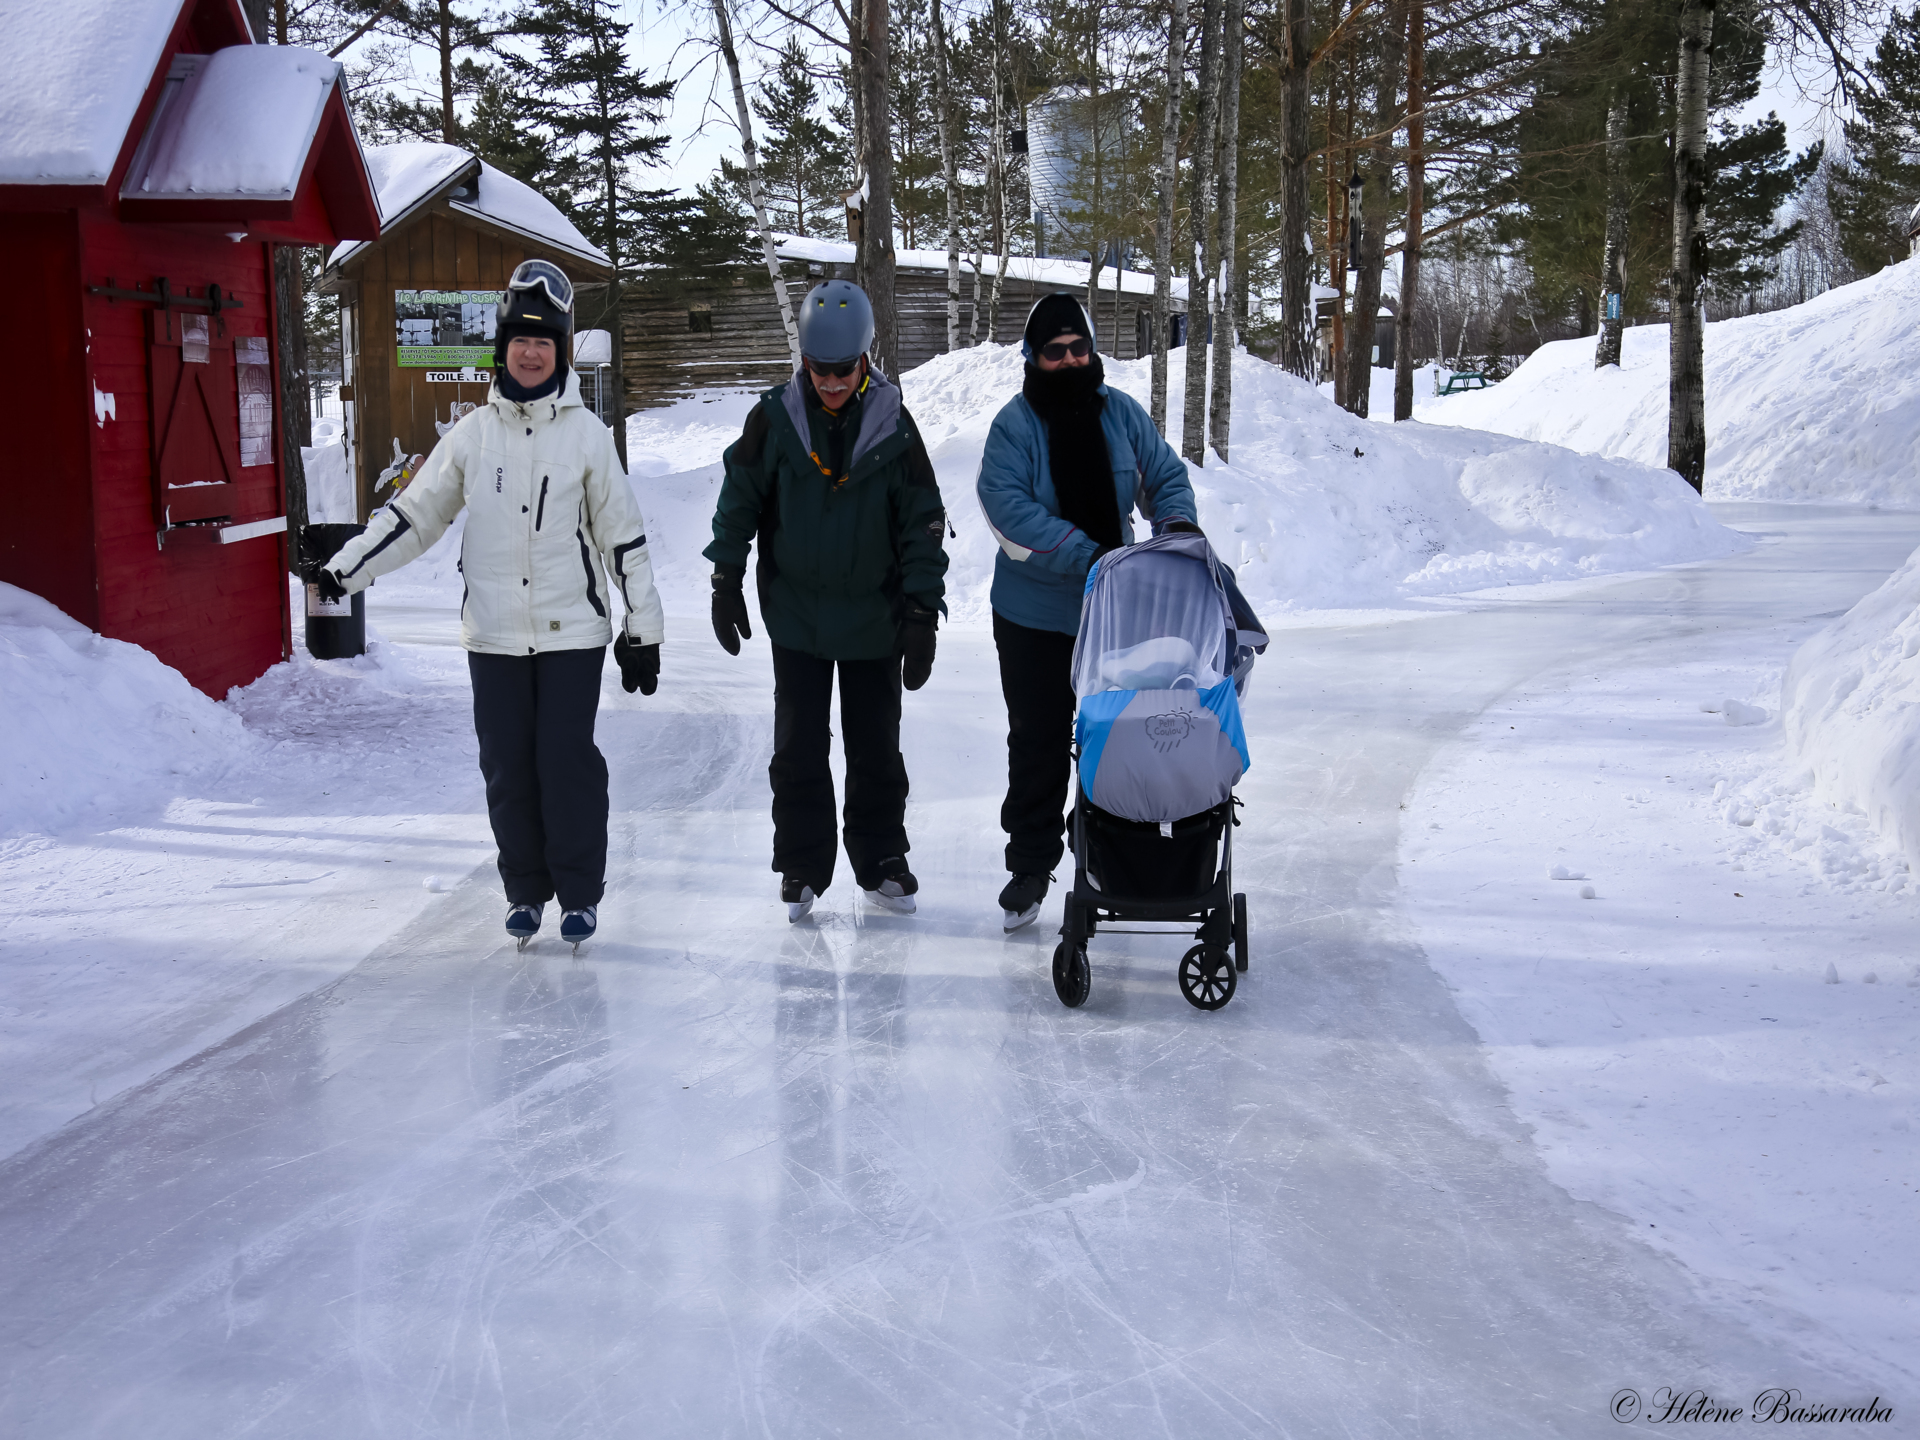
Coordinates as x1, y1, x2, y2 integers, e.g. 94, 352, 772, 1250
0, 0, 377, 244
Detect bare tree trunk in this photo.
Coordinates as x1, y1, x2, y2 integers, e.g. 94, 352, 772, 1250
1182, 0, 1221, 463
857, 0, 900, 375
1596, 84, 1629, 369
1392, 0, 1424, 419
1277, 0, 1314, 380
969, 251, 984, 343
712, 0, 801, 367
931, 0, 962, 351
1151, 0, 1185, 431
1208, 0, 1243, 459
439, 0, 456, 143
274, 246, 309, 565
1668, 0, 1713, 490
987, 0, 1010, 343
1342, 0, 1405, 417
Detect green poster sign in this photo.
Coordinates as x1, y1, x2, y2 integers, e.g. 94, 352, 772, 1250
396, 289, 497, 368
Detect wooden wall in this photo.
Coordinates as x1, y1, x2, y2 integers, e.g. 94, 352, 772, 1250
338, 210, 598, 517
74, 213, 291, 696
621, 263, 1184, 410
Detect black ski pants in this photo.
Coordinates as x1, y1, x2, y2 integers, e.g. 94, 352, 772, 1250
468, 646, 608, 912
769, 642, 909, 890
993, 610, 1079, 875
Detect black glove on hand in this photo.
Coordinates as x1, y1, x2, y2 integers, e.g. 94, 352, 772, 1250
613, 633, 659, 695
1160, 518, 1205, 537
315, 568, 348, 604
899, 602, 938, 691
711, 566, 752, 656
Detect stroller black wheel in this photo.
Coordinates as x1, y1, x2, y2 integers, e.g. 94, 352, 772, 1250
1179, 945, 1236, 1010
1053, 941, 1091, 1008
1232, 893, 1249, 972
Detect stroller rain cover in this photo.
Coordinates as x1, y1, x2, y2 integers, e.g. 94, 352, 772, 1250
1071, 533, 1268, 824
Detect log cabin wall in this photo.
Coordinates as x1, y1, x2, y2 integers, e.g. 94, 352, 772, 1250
621, 261, 1182, 410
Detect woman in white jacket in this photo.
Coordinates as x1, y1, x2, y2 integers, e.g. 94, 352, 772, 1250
319, 261, 664, 948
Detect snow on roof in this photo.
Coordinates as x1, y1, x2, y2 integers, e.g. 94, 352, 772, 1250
121, 46, 340, 199
327, 142, 607, 272
0, 0, 185, 185
774, 235, 1191, 301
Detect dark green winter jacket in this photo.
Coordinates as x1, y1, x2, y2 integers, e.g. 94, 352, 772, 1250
705, 369, 948, 660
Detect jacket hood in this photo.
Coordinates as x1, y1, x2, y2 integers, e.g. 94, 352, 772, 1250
778, 365, 903, 474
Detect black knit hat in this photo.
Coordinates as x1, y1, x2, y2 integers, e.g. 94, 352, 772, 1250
1023, 292, 1092, 358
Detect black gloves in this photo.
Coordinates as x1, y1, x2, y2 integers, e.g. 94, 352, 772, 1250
711, 565, 752, 655
613, 633, 659, 695
314, 568, 348, 604
899, 602, 937, 691
1160, 518, 1205, 536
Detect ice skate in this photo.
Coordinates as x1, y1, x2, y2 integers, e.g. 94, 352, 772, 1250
860, 858, 918, 915
781, 877, 818, 923
998, 872, 1051, 932
560, 906, 596, 952
506, 902, 543, 950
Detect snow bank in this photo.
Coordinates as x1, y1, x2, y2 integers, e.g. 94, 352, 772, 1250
1426, 261, 1920, 507
1780, 542, 1920, 871
0, 583, 249, 837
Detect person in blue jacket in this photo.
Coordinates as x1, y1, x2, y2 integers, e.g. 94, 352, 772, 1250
976, 293, 1201, 931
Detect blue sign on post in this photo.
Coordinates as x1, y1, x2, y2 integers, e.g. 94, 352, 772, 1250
1604, 291, 1622, 321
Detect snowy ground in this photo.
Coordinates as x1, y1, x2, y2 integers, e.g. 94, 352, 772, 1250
2, 349, 1915, 1433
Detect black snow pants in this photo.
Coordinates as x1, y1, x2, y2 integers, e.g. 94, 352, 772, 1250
993, 610, 1080, 875
769, 641, 909, 891
468, 646, 608, 911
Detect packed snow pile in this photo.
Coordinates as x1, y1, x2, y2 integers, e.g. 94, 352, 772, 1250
1778, 541, 1920, 872
301, 433, 356, 524
631, 343, 1745, 622
0, 583, 250, 837
1425, 260, 1920, 507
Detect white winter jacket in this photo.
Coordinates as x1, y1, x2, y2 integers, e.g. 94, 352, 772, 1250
326, 373, 665, 655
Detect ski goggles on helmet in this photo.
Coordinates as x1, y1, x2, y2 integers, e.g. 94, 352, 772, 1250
803, 354, 861, 379
505, 259, 574, 316
1039, 336, 1092, 362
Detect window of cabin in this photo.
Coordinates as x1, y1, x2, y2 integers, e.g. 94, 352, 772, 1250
688, 307, 713, 334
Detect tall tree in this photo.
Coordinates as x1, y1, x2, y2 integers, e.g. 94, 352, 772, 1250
1594, 84, 1629, 367
1342, 0, 1407, 419
511, 0, 673, 466
1392, 0, 1425, 417
720, 36, 849, 238
930, 0, 964, 348
857, 0, 902, 375
1668, 0, 1715, 491
1182, 0, 1221, 463
1152, 0, 1186, 430
342, 0, 519, 143
1209, 0, 1244, 454
1828, 6, 1920, 273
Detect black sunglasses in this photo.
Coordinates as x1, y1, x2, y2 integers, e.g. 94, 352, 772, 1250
804, 355, 860, 379
1040, 337, 1092, 362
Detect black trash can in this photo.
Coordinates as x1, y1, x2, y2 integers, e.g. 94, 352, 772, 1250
301, 522, 367, 660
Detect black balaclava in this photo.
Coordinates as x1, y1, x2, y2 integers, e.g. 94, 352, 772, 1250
1021, 295, 1121, 551
494, 321, 568, 403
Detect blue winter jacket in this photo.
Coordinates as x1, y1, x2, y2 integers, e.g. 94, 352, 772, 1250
976, 382, 1198, 635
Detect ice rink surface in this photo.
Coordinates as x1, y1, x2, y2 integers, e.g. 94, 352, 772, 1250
1, 508, 1914, 1438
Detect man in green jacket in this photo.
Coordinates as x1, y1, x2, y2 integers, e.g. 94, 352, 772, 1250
706, 281, 949, 922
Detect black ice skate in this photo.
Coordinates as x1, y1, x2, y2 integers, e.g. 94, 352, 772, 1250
860, 858, 918, 915
506, 902, 543, 950
998, 872, 1051, 932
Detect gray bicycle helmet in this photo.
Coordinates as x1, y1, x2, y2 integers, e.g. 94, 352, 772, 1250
796, 280, 874, 364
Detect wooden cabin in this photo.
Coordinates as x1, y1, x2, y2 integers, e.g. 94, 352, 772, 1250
621, 238, 1189, 409
0, 0, 379, 696
316, 144, 610, 517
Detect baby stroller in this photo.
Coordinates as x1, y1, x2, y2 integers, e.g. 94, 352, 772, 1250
1054, 531, 1268, 1011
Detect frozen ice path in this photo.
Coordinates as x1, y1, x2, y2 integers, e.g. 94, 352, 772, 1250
2, 508, 1915, 1438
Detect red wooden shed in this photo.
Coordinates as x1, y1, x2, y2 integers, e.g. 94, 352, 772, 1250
0, 0, 379, 697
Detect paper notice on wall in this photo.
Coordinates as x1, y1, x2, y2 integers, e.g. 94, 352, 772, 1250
182, 314, 210, 364
236, 335, 273, 467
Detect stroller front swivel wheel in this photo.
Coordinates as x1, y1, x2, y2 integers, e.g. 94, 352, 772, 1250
1178, 945, 1237, 1010
1052, 942, 1091, 1008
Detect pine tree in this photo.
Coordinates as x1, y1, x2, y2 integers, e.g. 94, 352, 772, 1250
462, 62, 556, 184
507, 0, 673, 464
719, 38, 849, 239
1829, 6, 1920, 274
